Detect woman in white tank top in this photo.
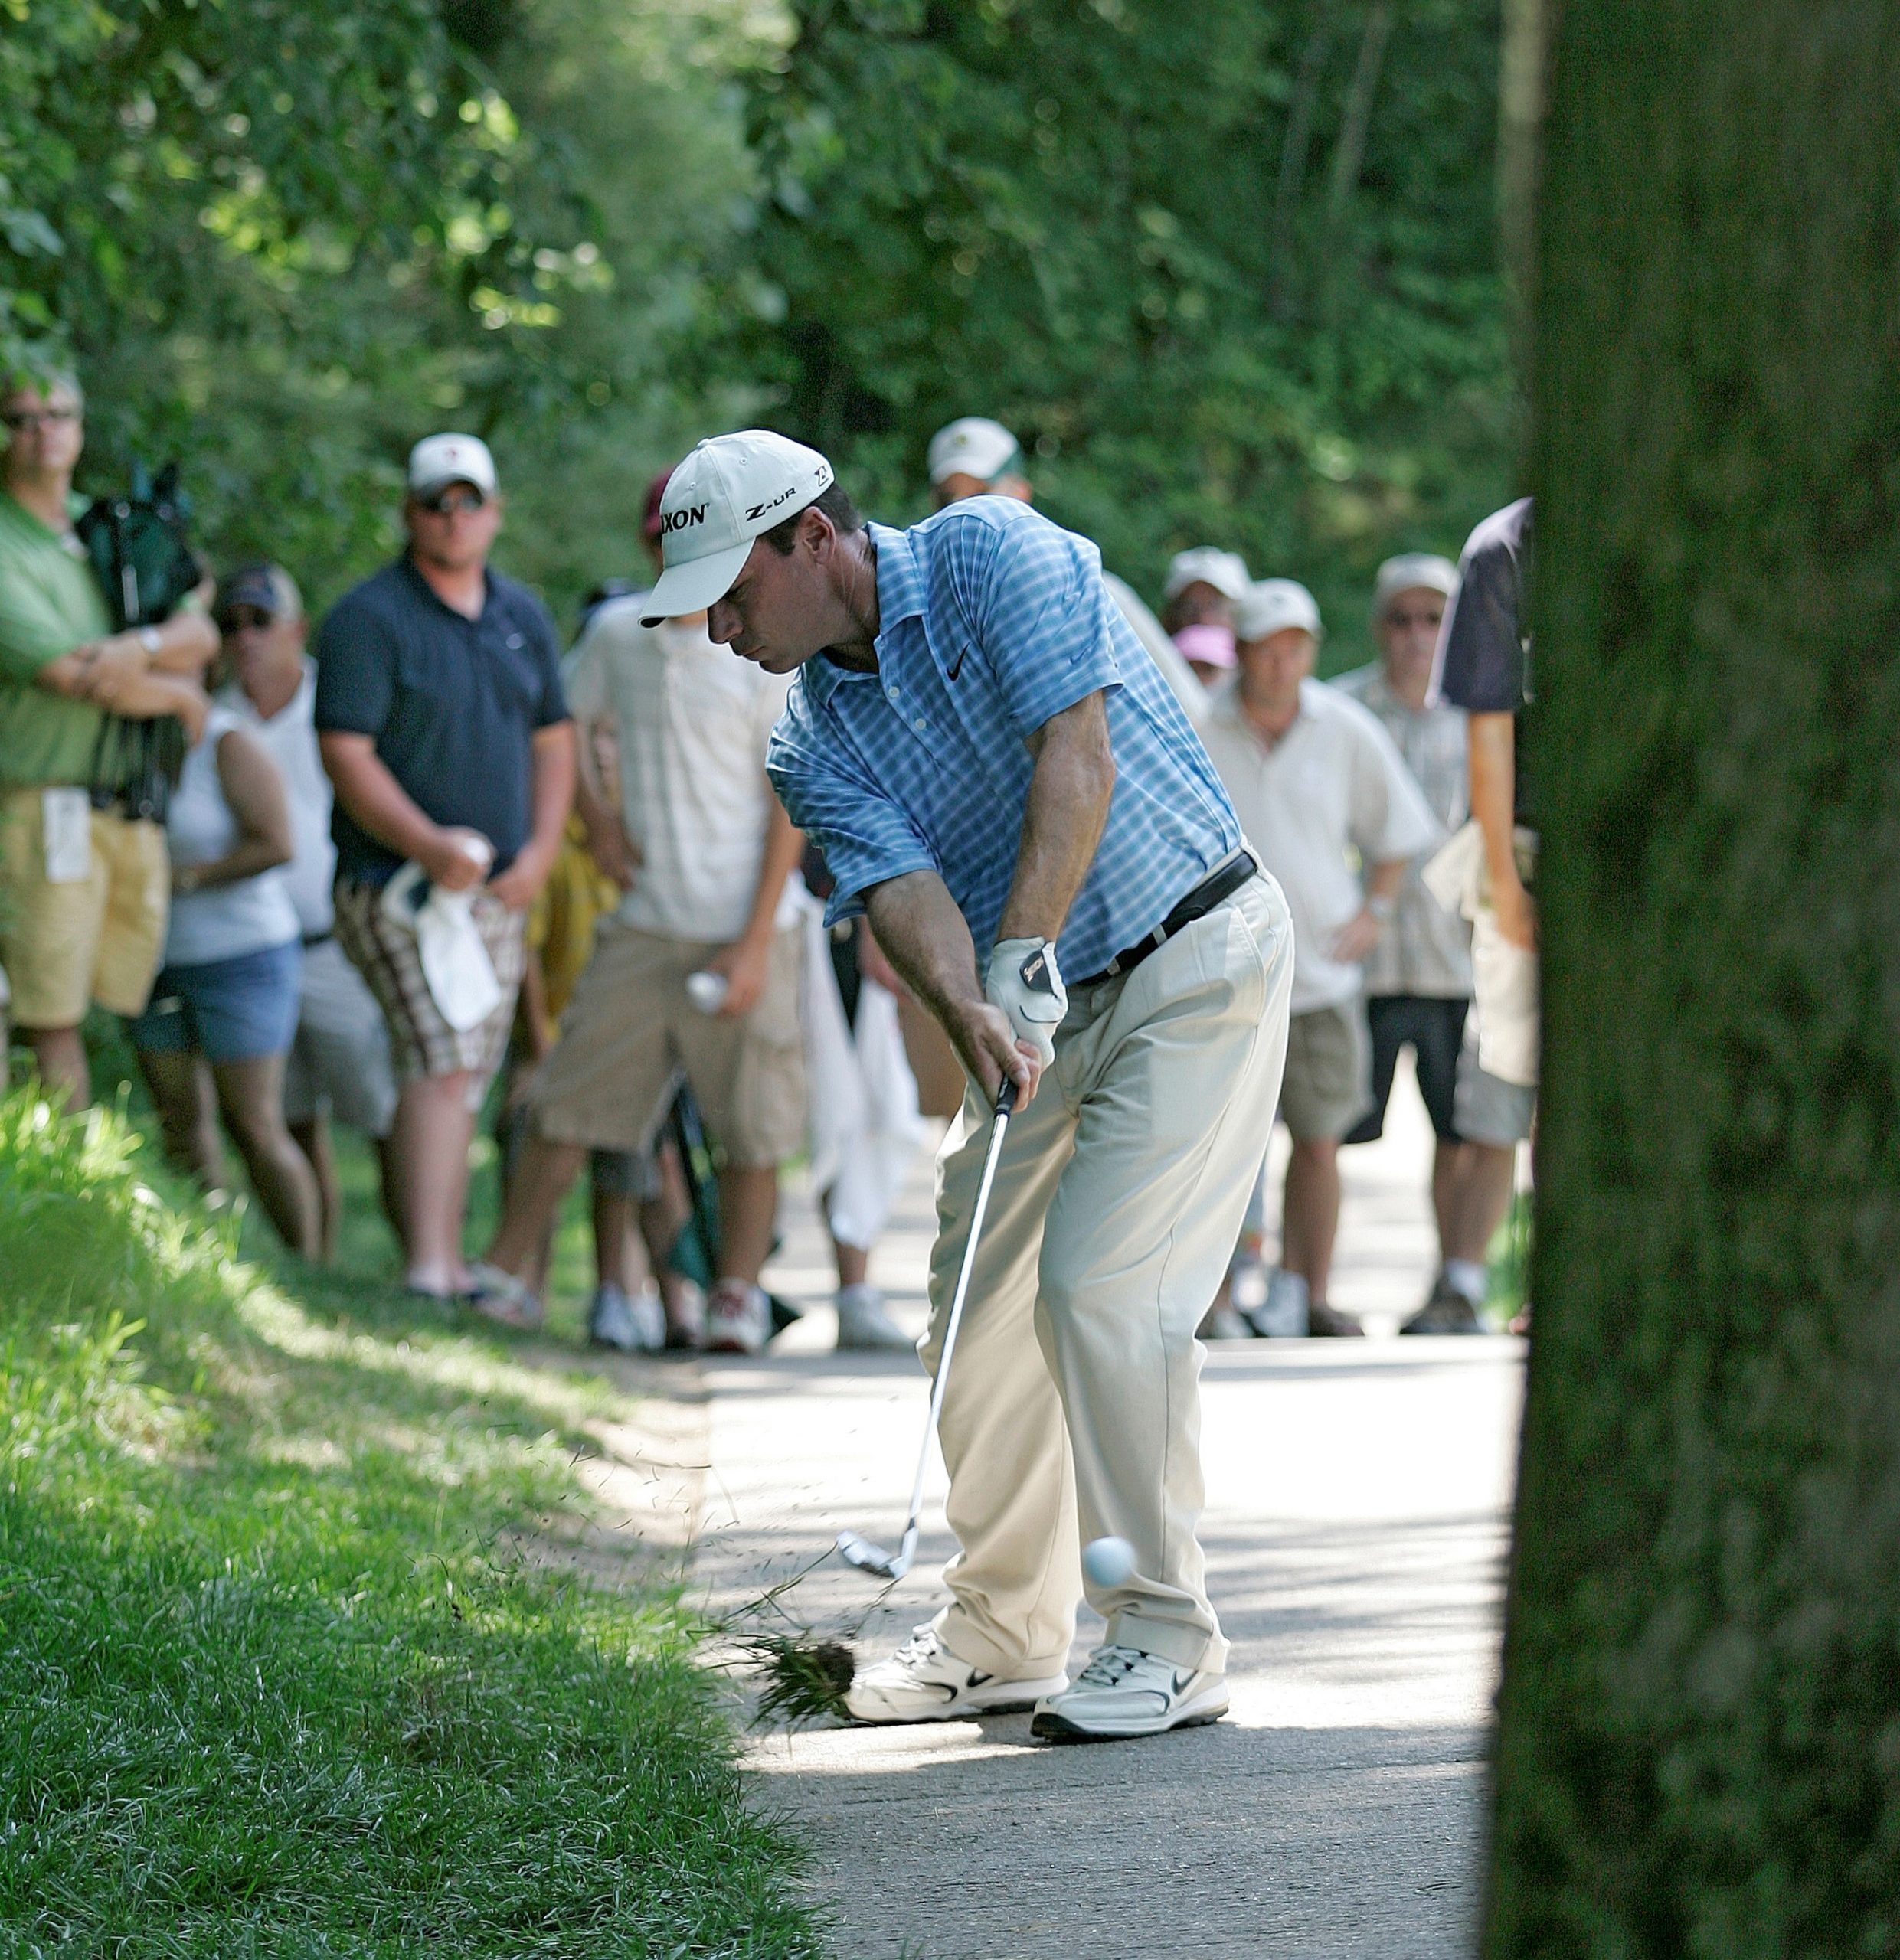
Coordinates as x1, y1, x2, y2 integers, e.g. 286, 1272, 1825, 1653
126, 706, 319, 1255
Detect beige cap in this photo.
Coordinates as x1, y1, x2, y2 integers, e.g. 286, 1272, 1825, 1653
1372, 552, 1458, 617
1163, 547, 1251, 605
407, 432, 497, 498
1234, 578, 1323, 643
927, 416, 1023, 486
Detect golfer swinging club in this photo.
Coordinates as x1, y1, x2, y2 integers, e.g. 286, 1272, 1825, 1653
642, 430, 1293, 1742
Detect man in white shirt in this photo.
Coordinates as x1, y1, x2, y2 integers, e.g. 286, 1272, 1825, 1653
214, 564, 397, 1261
467, 502, 809, 1355
1199, 579, 1441, 1336
1336, 554, 1520, 1333
925, 416, 1208, 723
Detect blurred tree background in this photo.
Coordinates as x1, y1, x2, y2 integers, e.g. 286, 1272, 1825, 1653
2, 0, 1512, 663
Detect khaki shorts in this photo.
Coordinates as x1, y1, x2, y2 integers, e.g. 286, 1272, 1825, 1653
531, 918, 806, 1168
1454, 1021, 1537, 1147
0, 788, 168, 1025
1278, 997, 1372, 1143
332, 877, 525, 1097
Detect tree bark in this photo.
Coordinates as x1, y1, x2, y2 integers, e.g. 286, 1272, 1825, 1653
1485, 5, 1900, 1956
1324, 1, 1393, 230
1267, 6, 1334, 322
1494, 0, 1548, 304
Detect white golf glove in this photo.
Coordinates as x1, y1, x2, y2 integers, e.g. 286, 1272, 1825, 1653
985, 936, 1068, 1067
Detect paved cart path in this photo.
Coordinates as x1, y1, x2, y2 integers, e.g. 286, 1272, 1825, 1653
687, 1059, 1525, 1959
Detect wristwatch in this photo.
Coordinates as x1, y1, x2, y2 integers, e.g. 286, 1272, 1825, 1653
139, 625, 162, 658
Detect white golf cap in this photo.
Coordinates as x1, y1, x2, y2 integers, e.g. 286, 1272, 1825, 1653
927, 416, 1024, 486
407, 432, 497, 498
1235, 577, 1323, 643
1372, 551, 1459, 616
639, 429, 836, 626
1163, 547, 1251, 605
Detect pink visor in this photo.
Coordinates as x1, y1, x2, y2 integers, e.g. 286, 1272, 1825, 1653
1174, 622, 1237, 670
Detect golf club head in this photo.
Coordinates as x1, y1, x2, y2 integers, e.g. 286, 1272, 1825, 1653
836, 1528, 912, 1582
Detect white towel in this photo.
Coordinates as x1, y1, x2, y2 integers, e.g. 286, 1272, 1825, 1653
800, 895, 926, 1250
379, 861, 504, 1034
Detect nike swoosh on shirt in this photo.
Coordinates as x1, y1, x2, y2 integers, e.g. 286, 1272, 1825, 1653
947, 644, 970, 680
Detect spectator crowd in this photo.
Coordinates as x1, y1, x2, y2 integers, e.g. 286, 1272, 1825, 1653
0, 374, 1536, 1347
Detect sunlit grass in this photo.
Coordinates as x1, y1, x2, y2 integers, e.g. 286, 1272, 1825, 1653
0, 1083, 823, 1955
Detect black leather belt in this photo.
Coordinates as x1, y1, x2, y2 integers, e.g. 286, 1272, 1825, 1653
1074, 848, 1261, 989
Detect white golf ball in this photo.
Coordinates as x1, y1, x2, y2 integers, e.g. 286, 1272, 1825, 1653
1081, 1534, 1136, 1587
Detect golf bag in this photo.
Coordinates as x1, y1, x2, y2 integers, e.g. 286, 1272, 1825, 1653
75, 461, 203, 822
664, 1080, 803, 1335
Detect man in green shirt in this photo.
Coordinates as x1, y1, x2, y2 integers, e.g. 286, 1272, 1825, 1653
0, 373, 215, 1104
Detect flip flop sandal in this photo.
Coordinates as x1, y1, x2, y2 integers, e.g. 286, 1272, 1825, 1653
463, 1261, 544, 1331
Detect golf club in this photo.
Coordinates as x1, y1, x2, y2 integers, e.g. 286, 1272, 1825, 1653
837, 1073, 1018, 1583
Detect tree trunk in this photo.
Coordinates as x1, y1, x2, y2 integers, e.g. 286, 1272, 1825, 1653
1494, 0, 1548, 292
1324, 1, 1393, 230
1485, 6, 1900, 1957
1267, 6, 1334, 322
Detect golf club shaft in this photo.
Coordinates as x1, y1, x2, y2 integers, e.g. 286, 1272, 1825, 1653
900, 1076, 1017, 1534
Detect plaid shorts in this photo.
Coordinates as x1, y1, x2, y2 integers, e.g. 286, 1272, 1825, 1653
332, 877, 526, 1096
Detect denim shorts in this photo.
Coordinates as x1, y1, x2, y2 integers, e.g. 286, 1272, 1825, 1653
129, 939, 302, 1063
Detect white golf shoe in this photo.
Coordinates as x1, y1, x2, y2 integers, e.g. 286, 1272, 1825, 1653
845, 1624, 1068, 1725
706, 1279, 770, 1354
1031, 1643, 1229, 1742
588, 1282, 665, 1354
835, 1283, 912, 1351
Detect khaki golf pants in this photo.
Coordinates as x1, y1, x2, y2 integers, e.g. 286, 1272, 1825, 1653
924, 871, 1293, 1680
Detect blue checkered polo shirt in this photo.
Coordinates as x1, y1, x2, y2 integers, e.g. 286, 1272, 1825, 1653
765, 498, 1243, 980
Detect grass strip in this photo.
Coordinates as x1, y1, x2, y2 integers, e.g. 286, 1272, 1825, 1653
0, 1089, 824, 1957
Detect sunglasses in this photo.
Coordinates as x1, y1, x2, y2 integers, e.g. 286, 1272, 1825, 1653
415, 485, 487, 515
216, 603, 280, 634
2, 406, 80, 433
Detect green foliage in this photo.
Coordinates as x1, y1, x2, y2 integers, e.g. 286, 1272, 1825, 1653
1486, 4, 1900, 1953
0, 1089, 824, 1954
4, 1, 1516, 653
747, 0, 1516, 665
0, 1, 785, 622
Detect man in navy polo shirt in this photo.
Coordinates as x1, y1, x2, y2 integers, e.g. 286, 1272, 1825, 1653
315, 433, 574, 1303
644, 429, 1294, 1743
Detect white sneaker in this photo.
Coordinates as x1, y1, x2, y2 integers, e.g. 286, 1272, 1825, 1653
705, 1279, 770, 1354
1242, 1267, 1310, 1338
1196, 1302, 1255, 1341
835, 1283, 912, 1351
1031, 1643, 1229, 1742
845, 1623, 1068, 1725
589, 1282, 665, 1353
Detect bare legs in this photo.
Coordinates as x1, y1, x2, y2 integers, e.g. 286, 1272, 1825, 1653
1281, 1138, 1342, 1307
291, 1116, 340, 1263
1437, 1138, 1518, 1268
715, 1164, 777, 1285
486, 1134, 777, 1290
136, 1047, 319, 1257
138, 1047, 223, 1184
831, 1227, 871, 1290
390, 1071, 478, 1294
25, 1025, 90, 1107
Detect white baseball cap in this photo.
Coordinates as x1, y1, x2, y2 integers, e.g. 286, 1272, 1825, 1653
927, 416, 1024, 487
407, 432, 497, 499
1163, 547, 1251, 605
1372, 552, 1458, 616
639, 429, 836, 626
1234, 578, 1323, 643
